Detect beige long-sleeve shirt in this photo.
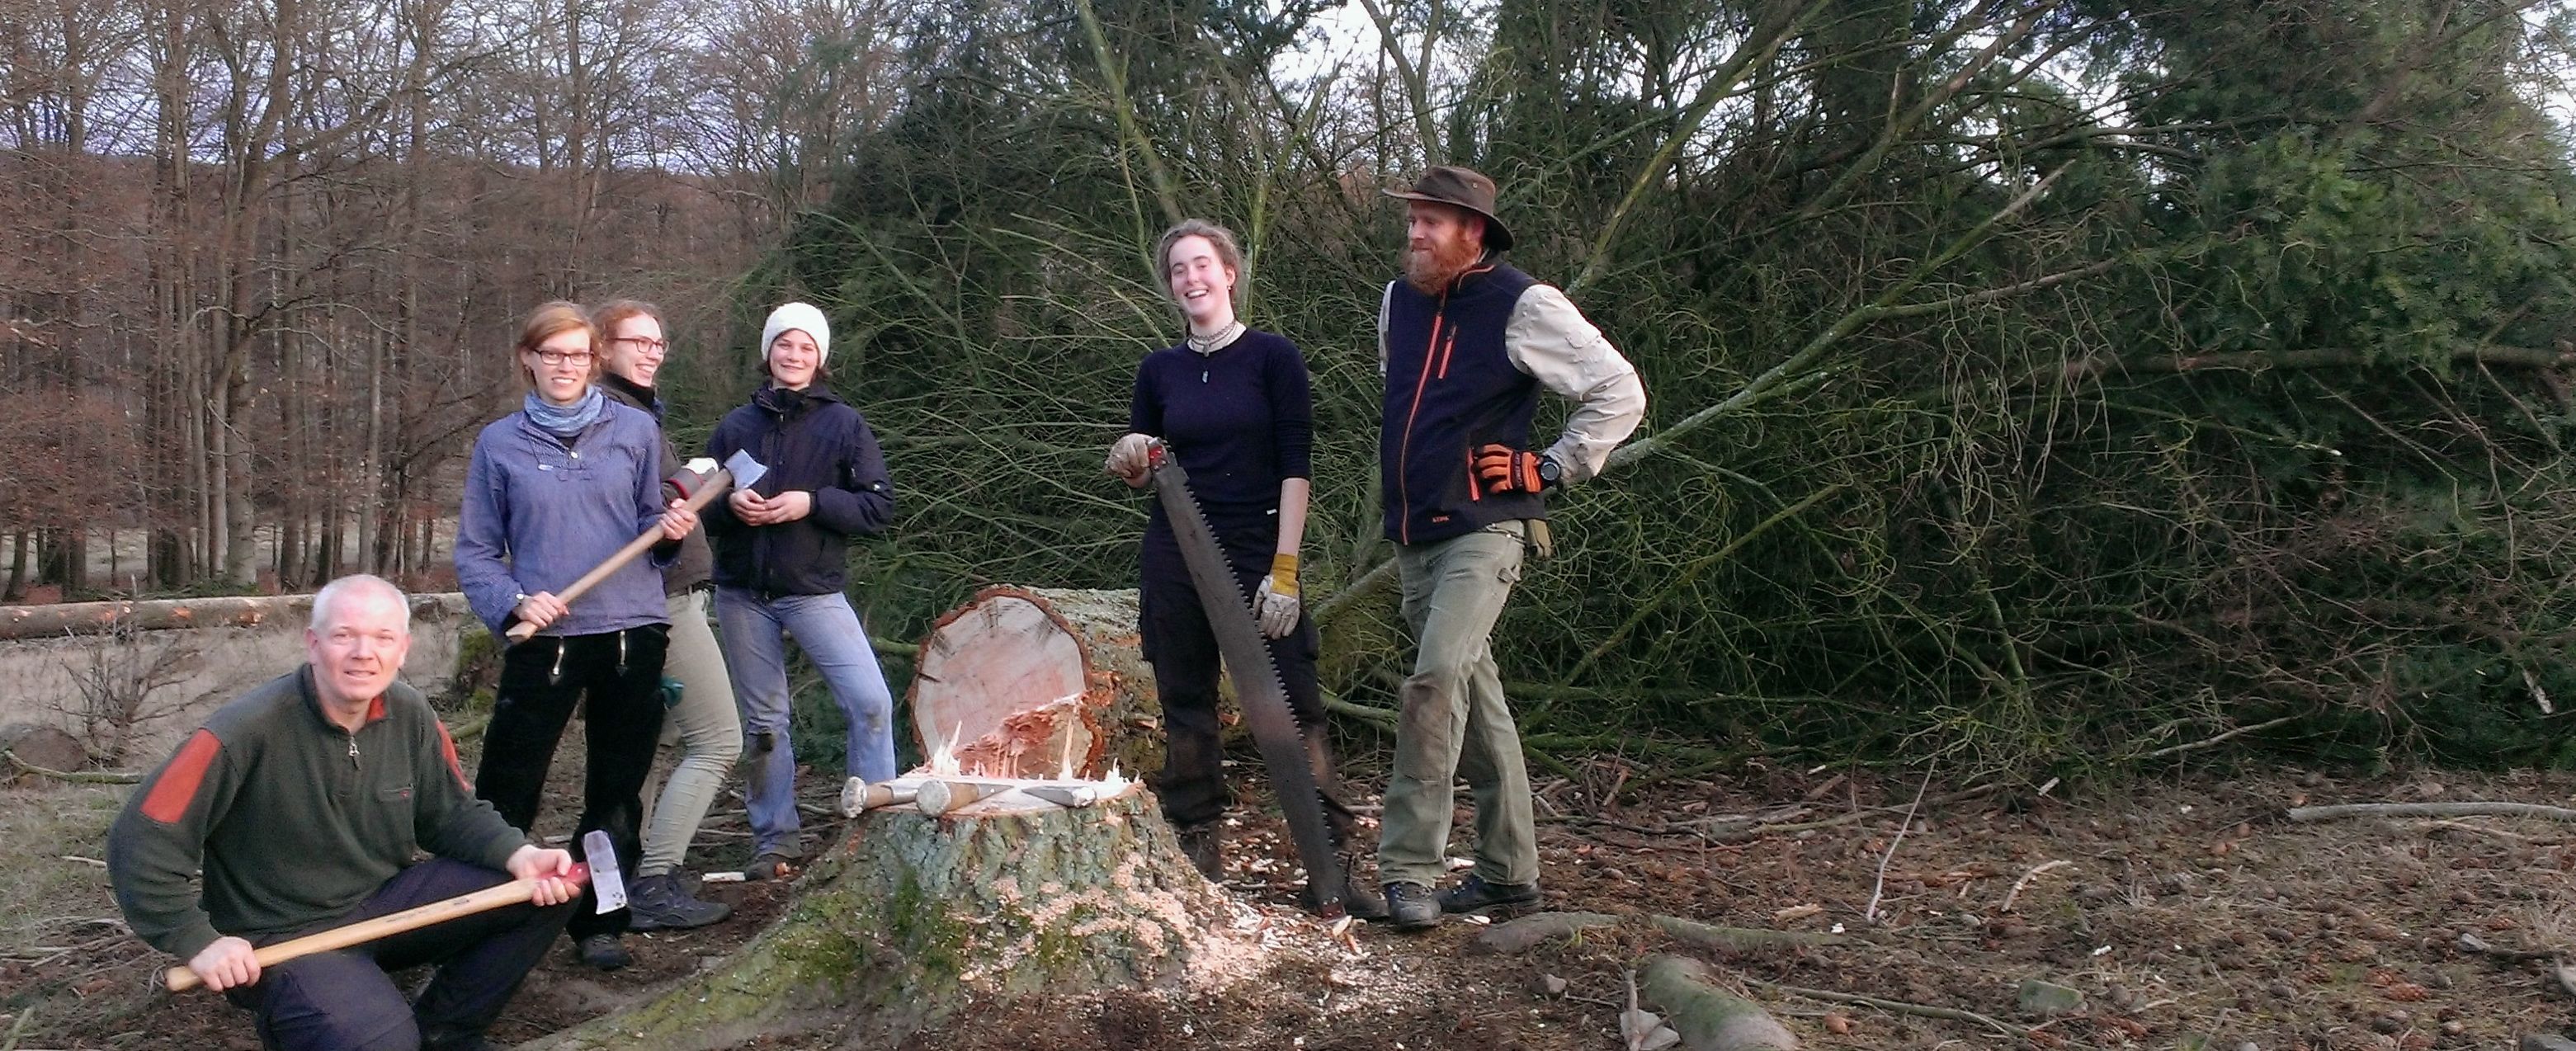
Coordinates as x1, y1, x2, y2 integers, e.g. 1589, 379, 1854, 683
1379, 279, 1648, 483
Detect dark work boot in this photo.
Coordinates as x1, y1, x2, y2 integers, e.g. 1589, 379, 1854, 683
626, 872, 731, 931
1303, 865, 1388, 920
420, 1030, 503, 1051
1440, 873, 1542, 914
574, 932, 631, 971
1383, 881, 1441, 930
1176, 823, 1223, 880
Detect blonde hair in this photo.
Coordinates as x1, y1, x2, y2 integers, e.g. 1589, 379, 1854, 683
515, 300, 602, 390
1154, 219, 1245, 309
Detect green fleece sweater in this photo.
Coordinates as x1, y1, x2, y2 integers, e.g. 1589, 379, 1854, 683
105, 667, 530, 959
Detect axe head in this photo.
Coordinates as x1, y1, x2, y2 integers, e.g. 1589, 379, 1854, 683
723, 449, 770, 492
581, 829, 629, 913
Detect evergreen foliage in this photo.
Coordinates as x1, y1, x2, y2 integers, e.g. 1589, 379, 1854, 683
738, 0, 2576, 777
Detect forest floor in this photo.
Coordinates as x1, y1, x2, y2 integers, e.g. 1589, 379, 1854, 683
2, 732, 2572, 1051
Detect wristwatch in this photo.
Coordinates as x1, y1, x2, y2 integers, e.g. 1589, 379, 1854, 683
1536, 455, 1563, 488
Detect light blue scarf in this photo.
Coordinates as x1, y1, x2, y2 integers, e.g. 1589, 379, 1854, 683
522, 387, 606, 438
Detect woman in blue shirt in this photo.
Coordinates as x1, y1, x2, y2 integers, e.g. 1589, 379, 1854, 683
1104, 219, 1383, 918
454, 300, 696, 971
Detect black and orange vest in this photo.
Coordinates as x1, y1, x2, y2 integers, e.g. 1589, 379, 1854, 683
1380, 260, 1545, 545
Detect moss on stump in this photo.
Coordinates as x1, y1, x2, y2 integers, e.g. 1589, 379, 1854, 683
524, 783, 1248, 1050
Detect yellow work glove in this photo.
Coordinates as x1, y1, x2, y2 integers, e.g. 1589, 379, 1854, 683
1252, 553, 1300, 639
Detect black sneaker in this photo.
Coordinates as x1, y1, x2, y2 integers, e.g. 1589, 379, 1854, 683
421, 1030, 502, 1051
574, 933, 631, 971
1383, 881, 1441, 930
1176, 824, 1223, 880
743, 852, 800, 881
626, 873, 731, 931
1439, 873, 1541, 913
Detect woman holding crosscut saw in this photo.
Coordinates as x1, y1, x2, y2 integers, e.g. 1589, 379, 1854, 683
454, 301, 697, 973
1104, 219, 1386, 918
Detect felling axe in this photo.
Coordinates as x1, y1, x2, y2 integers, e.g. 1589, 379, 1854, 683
505, 450, 768, 643
163, 857, 608, 992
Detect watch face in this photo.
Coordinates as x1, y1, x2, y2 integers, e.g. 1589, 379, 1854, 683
1538, 459, 1562, 483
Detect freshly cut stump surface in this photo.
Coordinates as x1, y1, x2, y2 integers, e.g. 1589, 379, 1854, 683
525, 782, 1254, 1050
908, 586, 1161, 778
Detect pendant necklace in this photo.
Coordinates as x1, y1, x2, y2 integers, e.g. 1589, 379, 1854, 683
1187, 320, 1244, 383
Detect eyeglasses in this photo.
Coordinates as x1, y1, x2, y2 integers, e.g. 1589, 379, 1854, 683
614, 336, 668, 353
528, 349, 595, 367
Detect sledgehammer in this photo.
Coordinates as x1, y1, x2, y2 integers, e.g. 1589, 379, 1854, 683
163, 863, 593, 992
505, 451, 768, 643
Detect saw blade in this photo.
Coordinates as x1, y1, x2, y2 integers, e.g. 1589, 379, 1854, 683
1146, 442, 1345, 913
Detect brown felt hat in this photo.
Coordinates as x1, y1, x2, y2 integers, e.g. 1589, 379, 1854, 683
1383, 165, 1514, 252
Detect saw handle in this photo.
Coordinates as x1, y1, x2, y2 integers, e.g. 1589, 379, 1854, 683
163, 864, 589, 992
505, 468, 734, 643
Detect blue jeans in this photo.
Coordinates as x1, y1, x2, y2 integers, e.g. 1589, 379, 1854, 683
714, 587, 898, 857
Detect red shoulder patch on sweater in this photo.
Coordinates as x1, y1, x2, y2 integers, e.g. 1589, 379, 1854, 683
140, 730, 221, 823
435, 722, 471, 791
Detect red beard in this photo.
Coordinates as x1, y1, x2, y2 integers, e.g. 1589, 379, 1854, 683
1404, 233, 1482, 295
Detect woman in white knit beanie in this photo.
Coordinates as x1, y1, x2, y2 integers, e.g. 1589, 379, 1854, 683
699, 301, 901, 880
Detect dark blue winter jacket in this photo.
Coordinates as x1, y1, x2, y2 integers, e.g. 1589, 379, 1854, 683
702, 383, 894, 596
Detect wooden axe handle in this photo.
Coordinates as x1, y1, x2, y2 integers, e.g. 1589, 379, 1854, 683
505, 468, 734, 643
163, 863, 589, 992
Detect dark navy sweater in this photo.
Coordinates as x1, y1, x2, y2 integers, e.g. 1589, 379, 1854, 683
702, 384, 895, 596
1128, 329, 1314, 521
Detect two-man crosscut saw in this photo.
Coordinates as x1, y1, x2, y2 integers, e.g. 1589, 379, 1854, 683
1145, 441, 1345, 916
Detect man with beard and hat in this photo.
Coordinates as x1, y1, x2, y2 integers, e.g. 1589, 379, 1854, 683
1371, 165, 1648, 930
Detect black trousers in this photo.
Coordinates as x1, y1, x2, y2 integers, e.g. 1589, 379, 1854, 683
474, 626, 668, 940
1139, 512, 1356, 836
224, 857, 577, 1050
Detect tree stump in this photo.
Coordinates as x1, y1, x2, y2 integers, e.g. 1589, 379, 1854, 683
907, 587, 1162, 779
524, 780, 1257, 1050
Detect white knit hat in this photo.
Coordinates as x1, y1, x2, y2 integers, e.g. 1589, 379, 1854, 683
760, 302, 831, 364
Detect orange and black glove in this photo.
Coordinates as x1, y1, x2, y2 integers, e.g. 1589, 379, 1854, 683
1474, 444, 1555, 493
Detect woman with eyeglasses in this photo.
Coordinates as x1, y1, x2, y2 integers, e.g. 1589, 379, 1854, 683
590, 299, 743, 932
455, 300, 699, 972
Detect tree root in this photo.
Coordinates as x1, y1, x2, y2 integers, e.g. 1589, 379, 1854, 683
1471, 911, 1850, 958
1640, 954, 1800, 1050
1748, 978, 2028, 1039
3, 750, 139, 785
2288, 802, 2576, 823
1707, 784, 2005, 841
1649, 915, 1848, 952
1470, 912, 1623, 954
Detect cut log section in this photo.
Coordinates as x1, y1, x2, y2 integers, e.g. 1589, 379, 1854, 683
907, 587, 1161, 780
522, 779, 1257, 1050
